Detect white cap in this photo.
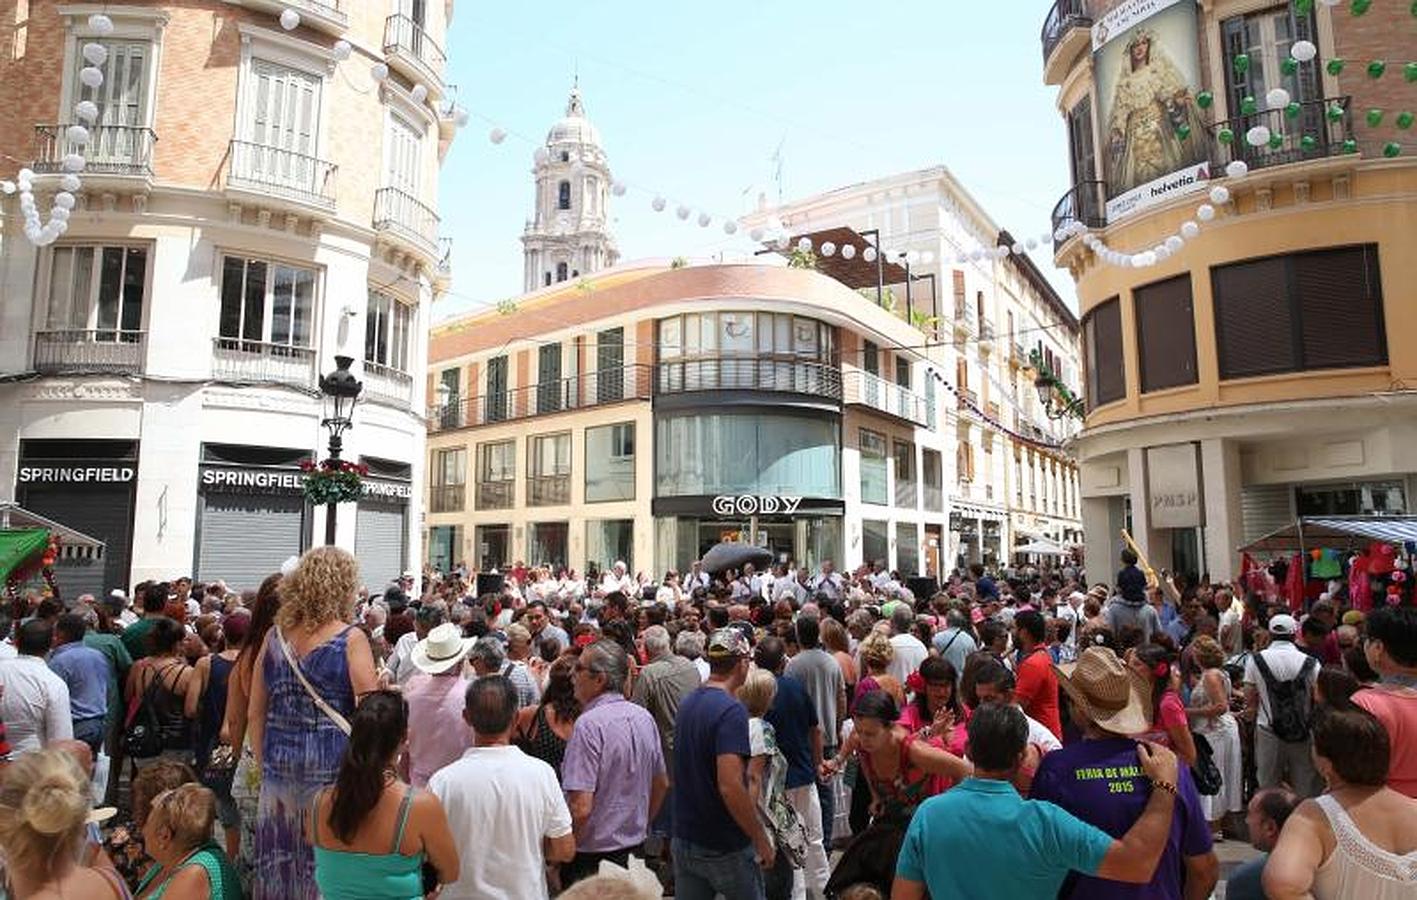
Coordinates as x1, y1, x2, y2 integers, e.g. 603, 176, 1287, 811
1269, 614, 1298, 637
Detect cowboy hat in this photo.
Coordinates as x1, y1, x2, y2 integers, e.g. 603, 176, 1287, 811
1055, 646, 1152, 736
411, 622, 474, 675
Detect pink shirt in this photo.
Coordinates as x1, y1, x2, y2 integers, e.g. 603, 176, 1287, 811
403, 672, 473, 787
1353, 686, 1417, 798
1135, 690, 1188, 747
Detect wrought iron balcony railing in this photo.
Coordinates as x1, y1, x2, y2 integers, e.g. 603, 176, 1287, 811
33, 329, 145, 373
35, 124, 156, 177
1050, 179, 1106, 244
384, 14, 446, 87
428, 364, 653, 432
527, 475, 570, 507
363, 360, 413, 407
1041, 0, 1092, 66
654, 356, 842, 401
1206, 95, 1354, 174
429, 484, 464, 513
374, 186, 440, 258
226, 140, 337, 210
211, 337, 317, 389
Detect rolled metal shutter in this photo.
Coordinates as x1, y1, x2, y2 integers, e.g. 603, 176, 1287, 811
197, 493, 305, 592
20, 484, 132, 599
1241, 484, 1294, 545
355, 501, 406, 593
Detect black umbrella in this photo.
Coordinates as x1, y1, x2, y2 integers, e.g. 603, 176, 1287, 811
700, 541, 774, 576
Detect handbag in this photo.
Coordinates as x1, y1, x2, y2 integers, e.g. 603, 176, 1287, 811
201, 743, 238, 791
276, 628, 352, 735
1190, 732, 1222, 796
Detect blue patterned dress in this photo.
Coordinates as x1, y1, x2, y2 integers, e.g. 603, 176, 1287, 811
254, 625, 356, 900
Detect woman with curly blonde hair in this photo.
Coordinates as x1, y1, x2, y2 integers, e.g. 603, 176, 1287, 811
247, 546, 377, 899
0, 749, 128, 898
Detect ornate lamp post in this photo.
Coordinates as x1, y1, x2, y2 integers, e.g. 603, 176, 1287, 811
319, 355, 363, 544
1029, 349, 1085, 421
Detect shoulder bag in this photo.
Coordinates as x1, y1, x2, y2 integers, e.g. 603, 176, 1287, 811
276, 628, 352, 735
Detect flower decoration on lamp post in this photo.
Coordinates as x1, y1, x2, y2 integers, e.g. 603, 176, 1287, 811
1029, 349, 1085, 421
312, 355, 363, 544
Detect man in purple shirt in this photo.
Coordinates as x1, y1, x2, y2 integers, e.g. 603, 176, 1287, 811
562, 639, 669, 887
1032, 647, 1219, 900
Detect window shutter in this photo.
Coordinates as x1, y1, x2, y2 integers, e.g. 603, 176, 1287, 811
1134, 275, 1198, 393
1086, 298, 1124, 407
1295, 246, 1386, 369
1212, 256, 1294, 378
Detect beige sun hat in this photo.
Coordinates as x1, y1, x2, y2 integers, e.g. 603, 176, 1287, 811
1055, 646, 1153, 736
411, 622, 474, 675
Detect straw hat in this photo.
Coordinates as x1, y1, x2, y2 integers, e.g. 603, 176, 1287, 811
1055, 646, 1152, 736
411, 623, 474, 675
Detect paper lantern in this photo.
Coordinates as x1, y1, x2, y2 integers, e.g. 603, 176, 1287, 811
65, 125, 90, 146
1233, 54, 1250, 75
1367, 108, 1385, 127
1209, 185, 1231, 205
82, 43, 108, 66
1217, 127, 1235, 145
1225, 159, 1250, 179
797, 237, 812, 253
1196, 203, 1216, 222
1265, 88, 1291, 110
723, 220, 738, 235
1011, 242, 1024, 255
1196, 91, 1213, 109
79, 66, 104, 89
280, 9, 301, 30
53, 192, 76, 210
1398, 112, 1415, 130
88, 14, 115, 35
75, 100, 99, 123
1326, 58, 1345, 76
697, 212, 711, 227
1327, 103, 1345, 122
841, 244, 856, 260
1343, 138, 1359, 154
1180, 221, 1200, 239
1367, 60, 1386, 79
863, 247, 878, 262
1025, 237, 1038, 251
332, 40, 352, 61
371, 62, 389, 82
1291, 40, 1317, 63
748, 227, 764, 242
675, 205, 691, 221
1384, 142, 1403, 158
1245, 125, 1271, 147
1240, 95, 1258, 116
820, 241, 836, 256
1352, 0, 1371, 15
61, 154, 86, 173
0, 181, 14, 195
410, 84, 428, 104
1407, 63, 1417, 83
1300, 134, 1318, 151
651, 196, 666, 212
489, 127, 506, 144
1165, 235, 1184, 253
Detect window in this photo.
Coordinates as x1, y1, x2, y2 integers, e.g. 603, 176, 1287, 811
528, 522, 568, 569
364, 291, 412, 372
586, 423, 635, 502
559, 150, 569, 163
1222, 6, 1320, 117
893, 440, 917, 508
896, 523, 919, 576
922, 448, 943, 512
537, 343, 562, 413
385, 114, 421, 195
557, 180, 571, 210
862, 339, 879, 374
240, 59, 322, 189
1067, 96, 1097, 187
860, 429, 888, 505
1082, 297, 1124, 408
895, 357, 912, 390
438, 368, 460, 402
1213, 245, 1385, 379
555, 262, 568, 283
958, 442, 975, 483
218, 256, 316, 348
1134, 275, 1198, 392
528, 432, 571, 506
862, 520, 889, 568
597, 327, 624, 401
72, 39, 151, 167
586, 519, 634, 573
656, 412, 840, 499
486, 355, 508, 422
476, 440, 514, 510
44, 245, 147, 339
1297, 481, 1405, 516
429, 447, 464, 513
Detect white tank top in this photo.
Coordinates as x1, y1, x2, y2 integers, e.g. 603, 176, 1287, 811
1311, 793, 1417, 899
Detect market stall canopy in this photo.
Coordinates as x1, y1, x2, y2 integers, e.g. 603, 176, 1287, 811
0, 502, 106, 561
700, 541, 774, 576
1015, 539, 1067, 556
1238, 516, 1417, 555
0, 528, 51, 583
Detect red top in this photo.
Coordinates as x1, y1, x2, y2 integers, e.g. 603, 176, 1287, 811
1014, 648, 1063, 739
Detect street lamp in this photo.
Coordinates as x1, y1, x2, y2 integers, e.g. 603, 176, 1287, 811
1030, 350, 1084, 421
319, 355, 363, 544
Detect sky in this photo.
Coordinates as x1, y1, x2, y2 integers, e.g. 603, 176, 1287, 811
434, 1, 1076, 323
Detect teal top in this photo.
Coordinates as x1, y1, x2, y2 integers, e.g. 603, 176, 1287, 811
134, 841, 242, 899
312, 786, 425, 900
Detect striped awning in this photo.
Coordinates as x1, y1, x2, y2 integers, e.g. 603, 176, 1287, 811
1239, 516, 1417, 554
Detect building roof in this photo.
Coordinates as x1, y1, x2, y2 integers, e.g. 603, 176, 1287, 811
545, 87, 601, 148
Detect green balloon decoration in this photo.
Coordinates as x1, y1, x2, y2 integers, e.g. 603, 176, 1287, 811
1197, 91, 1213, 110
1241, 95, 1258, 115
1327, 103, 1345, 122
1268, 132, 1285, 150
1368, 60, 1386, 79
1399, 112, 1415, 130
1406, 63, 1417, 83
1175, 124, 1191, 140
1300, 134, 1318, 152
1281, 58, 1299, 77
1352, 0, 1371, 14
1367, 108, 1385, 127
1384, 142, 1402, 158
1327, 58, 1346, 76
1285, 102, 1302, 120
1234, 54, 1250, 75
1295, 0, 1313, 13
1217, 127, 1235, 145
1343, 139, 1359, 154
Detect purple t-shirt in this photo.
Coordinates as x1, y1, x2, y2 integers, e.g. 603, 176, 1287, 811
561, 692, 666, 852
1030, 737, 1212, 900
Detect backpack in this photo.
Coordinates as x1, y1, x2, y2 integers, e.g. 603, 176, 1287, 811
124, 662, 180, 759
1253, 651, 1317, 743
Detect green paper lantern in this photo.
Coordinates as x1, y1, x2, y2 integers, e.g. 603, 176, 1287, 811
1234, 54, 1250, 75
1367, 60, 1386, 79
1281, 58, 1299, 77
1327, 103, 1345, 122
1295, 0, 1313, 13
1352, 0, 1371, 14
1241, 95, 1258, 115
1300, 134, 1318, 152
1343, 139, 1359, 154
1327, 58, 1346, 76
1217, 127, 1235, 145
1398, 112, 1415, 130
1268, 133, 1285, 150
1285, 102, 1302, 120
1175, 124, 1191, 140
1197, 91, 1213, 109
1383, 142, 1402, 158
1406, 62, 1417, 83
1367, 108, 1385, 127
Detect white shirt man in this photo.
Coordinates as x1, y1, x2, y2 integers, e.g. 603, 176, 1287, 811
810, 566, 844, 601
0, 623, 74, 754
429, 675, 574, 899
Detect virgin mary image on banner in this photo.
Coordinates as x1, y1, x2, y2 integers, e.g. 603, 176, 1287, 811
1105, 27, 1201, 193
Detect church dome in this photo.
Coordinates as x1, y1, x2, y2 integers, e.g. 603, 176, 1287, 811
545, 87, 601, 148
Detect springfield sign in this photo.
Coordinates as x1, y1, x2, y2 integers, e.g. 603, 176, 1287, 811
1092, 0, 1210, 222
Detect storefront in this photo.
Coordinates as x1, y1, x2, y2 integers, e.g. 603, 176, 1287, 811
15, 439, 138, 598
653, 494, 845, 575
195, 444, 309, 591
951, 504, 1006, 569
355, 457, 412, 592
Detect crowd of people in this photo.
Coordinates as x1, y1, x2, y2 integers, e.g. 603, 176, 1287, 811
1, 546, 1414, 899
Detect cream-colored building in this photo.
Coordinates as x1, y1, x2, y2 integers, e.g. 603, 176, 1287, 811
742, 169, 1085, 566
1041, 0, 1417, 581
0, 1, 456, 593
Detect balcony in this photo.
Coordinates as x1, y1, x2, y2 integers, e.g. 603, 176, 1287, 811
1041, 0, 1092, 85
527, 475, 570, 507
428, 364, 653, 433
655, 357, 842, 402
33, 330, 145, 374
363, 360, 413, 408
978, 320, 996, 353
384, 14, 446, 96
226, 140, 337, 213
1009, 342, 1028, 370
238, 0, 348, 34
952, 303, 976, 339
374, 187, 440, 261
34, 124, 156, 182
211, 338, 317, 389
476, 480, 514, 511
957, 387, 979, 410
1050, 180, 1106, 246
842, 370, 929, 427
985, 401, 1002, 422
1206, 95, 1355, 175
429, 484, 464, 514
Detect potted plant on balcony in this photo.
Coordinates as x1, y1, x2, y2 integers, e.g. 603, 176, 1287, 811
300, 458, 368, 505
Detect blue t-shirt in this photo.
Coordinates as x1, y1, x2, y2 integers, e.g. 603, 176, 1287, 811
896, 778, 1112, 898
763, 674, 819, 789
672, 686, 752, 852
1030, 737, 1213, 900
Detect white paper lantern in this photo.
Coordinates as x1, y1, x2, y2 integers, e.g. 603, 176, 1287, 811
88, 14, 115, 35
1011, 242, 1024, 255
676, 205, 691, 221
1291, 40, 1317, 63
1225, 160, 1249, 179
65, 125, 90, 146
61, 154, 86, 173
841, 244, 857, 260
723, 221, 738, 235
51, 207, 71, 222
332, 40, 352, 61
1196, 203, 1216, 222
1265, 88, 1291, 111
1245, 125, 1271, 147
1209, 185, 1231, 205
863, 247, 878, 263
82, 43, 108, 66
610, 181, 625, 197
651, 196, 667, 212
748, 227, 764, 242
697, 212, 711, 227
280, 9, 301, 30
1025, 237, 1038, 251
1166, 236, 1185, 253
53, 192, 77, 210
797, 237, 813, 253
820, 241, 836, 257
488, 127, 506, 145
1180, 221, 1200, 239
79, 66, 104, 89
1040, 231, 1055, 246
0, 181, 14, 195
453, 108, 470, 128
75, 100, 99, 123
371, 62, 389, 83
410, 84, 428, 104
996, 246, 1012, 260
